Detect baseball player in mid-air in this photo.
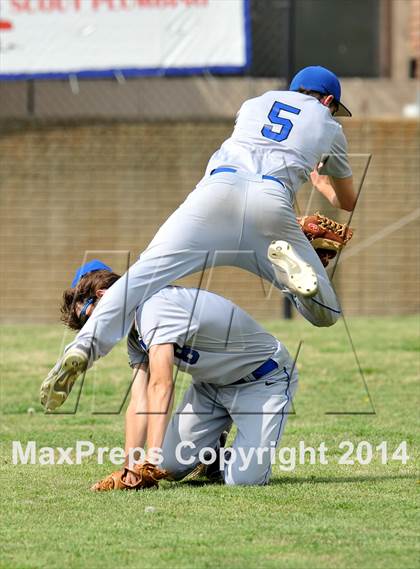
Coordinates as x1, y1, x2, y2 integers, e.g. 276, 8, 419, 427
60, 262, 299, 487
41, 65, 356, 414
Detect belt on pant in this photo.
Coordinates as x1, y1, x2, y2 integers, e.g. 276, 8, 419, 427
210, 167, 284, 187
230, 358, 279, 386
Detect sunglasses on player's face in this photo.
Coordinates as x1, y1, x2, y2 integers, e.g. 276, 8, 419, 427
78, 297, 95, 326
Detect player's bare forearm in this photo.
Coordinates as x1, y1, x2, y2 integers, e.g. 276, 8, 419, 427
125, 364, 149, 458
125, 401, 148, 456
310, 170, 356, 212
145, 344, 175, 461
146, 375, 174, 458
330, 175, 356, 211
310, 171, 339, 206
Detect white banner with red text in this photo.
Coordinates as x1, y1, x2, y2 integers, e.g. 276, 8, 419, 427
0, 0, 250, 79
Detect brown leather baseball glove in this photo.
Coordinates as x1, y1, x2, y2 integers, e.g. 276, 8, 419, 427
91, 462, 170, 492
297, 212, 354, 267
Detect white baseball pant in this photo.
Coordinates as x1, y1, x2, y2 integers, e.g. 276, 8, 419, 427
69, 171, 341, 363
161, 356, 298, 485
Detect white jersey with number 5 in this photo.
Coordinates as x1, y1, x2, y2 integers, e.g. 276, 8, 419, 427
206, 90, 352, 193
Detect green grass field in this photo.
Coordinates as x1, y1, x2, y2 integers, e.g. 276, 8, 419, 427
1, 316, 419, 569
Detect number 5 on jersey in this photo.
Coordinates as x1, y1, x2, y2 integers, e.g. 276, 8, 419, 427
261, 101, 301, 143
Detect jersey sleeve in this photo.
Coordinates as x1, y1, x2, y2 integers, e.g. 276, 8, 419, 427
126, 325, 149, 368
139, 295, 199, 349
319, 126, 352, 179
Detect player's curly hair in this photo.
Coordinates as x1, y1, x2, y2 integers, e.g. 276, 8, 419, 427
60, 269, 121, 331
298, 88, 338, 114
297, 88, 324, 100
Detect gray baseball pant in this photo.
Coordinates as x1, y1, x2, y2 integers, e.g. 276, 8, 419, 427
68, 172, 341, 363
161, 356, 299, 485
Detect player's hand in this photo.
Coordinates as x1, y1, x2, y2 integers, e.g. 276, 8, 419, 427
310, 168, 331, 191
124, 469, 140, 486
91, 462, 170, 491
310, 169, 340, 208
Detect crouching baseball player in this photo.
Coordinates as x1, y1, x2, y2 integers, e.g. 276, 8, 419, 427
60, 263, 299, 488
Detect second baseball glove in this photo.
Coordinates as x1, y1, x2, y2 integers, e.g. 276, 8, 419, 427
91, 462, 170, 492
298, 212, 354, 267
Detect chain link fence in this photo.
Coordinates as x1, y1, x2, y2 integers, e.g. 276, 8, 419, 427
0, 0, 419, 323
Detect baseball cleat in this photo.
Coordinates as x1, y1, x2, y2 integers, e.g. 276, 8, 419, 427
268, 240, 318, 297
183, 430, 229, 483
40, 347, 88, 411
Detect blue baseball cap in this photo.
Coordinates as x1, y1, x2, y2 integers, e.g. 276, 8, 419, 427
71, 259, 112, 288
289, 66, 351, 117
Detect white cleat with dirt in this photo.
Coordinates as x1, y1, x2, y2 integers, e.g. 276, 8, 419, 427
40, 347, 88, 411
268, 240, 318, 298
